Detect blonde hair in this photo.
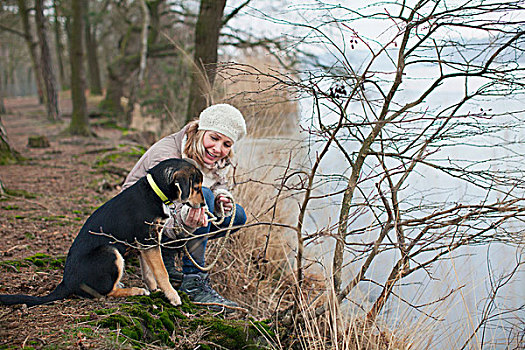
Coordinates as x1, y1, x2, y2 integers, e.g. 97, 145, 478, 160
184, 120, 234, 168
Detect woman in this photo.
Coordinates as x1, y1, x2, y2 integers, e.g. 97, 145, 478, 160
122, 104, 247, 310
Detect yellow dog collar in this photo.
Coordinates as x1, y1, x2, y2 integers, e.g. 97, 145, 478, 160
146, 173, 173, 205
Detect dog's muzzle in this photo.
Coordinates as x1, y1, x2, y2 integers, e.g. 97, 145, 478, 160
184, 201, 207, 209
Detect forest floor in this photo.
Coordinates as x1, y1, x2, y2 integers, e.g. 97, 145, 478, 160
0, 96, 264, 349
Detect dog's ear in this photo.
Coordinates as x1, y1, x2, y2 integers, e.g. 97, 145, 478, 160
171, 169, 190, 201
173, 181, 182, 201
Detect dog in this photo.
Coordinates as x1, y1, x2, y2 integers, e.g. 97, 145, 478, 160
0, 158, 205, 307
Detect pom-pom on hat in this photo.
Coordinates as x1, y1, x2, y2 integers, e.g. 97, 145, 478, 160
198, 104, 247, 143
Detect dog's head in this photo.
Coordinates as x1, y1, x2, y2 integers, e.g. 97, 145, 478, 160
171, 161, 205, 209
148, 159, 205, 208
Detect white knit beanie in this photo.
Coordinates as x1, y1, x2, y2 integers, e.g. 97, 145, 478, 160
198, 104, 247, 143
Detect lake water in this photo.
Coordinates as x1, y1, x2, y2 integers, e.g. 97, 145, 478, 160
236, 90, 524, 348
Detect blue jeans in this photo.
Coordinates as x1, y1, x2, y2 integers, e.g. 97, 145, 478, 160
182, 187, 247, 275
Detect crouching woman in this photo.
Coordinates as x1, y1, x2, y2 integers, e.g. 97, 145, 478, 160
122, 104, 247, 310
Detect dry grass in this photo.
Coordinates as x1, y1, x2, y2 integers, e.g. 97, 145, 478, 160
207, 157, 297, 316
202, 142, 419, 349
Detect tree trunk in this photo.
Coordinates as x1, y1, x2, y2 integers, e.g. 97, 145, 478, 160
84, 0, 103, 96
0, 83, 5, 114
0, 177, 5, 197
99, 0, 164, 124
0, 116, 21, 165
35, 0, 60, 120
185, 0, 226, 123
17, 0, 45, 104
67, 0, 90, 136
366, 257, 408, 322
100, 61, 125, 118
122, 0, 151, 128
53, 0, 67, 91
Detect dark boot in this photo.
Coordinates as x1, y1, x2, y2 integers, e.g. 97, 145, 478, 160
161, 247, 183, 288
179, 272, 238, 311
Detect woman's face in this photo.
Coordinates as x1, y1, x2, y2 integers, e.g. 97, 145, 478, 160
201, 131, 233, 165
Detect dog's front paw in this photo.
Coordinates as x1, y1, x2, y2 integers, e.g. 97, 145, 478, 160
133, 287, 150, 296
165, 290, 181, 306
169, 297, 182, 307
144, 280, 159, 293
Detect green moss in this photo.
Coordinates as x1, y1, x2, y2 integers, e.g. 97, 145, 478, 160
75, 327, 95, 336
94, 308, 117, 315
4, 188, 37, 199
90, 118, 128, 131
92, 146, 144, 170
24, 232, 35, 240
32, 214, 80, 228
0, 254, 66, 271
252, 320, 276, 338
119, 144, 146, 156
93, 152, 121, 167
0, 147, 23, 165
178, 292, 197, 314
124, 256, 140, 274
112, 307, 174, 346
167, 306, 187, 320
135, 308, 158, 328
193, 317, 259, 349
0, 260, 24, 271
97, 314, 132, 329
26, 253, 51, 260
159, 311, 175, 333
127, 294, 154, 306
2, 204, 19, 210
94, 291, 268, 349
23, 253, 65, 270
121, 326, 141, 341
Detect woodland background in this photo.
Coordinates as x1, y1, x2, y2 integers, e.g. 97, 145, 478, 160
1, 1, 524, 349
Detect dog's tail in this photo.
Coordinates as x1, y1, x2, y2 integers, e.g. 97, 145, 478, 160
0, 281, 71, 307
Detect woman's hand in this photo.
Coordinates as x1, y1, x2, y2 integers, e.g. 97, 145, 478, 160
216, 195, 234, 212
184, 207, 208, 228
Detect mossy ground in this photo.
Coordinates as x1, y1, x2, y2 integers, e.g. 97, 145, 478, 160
94, 291, 271, 349
0, 253, 66, 271
1, 254, 274, 349
92, 145, 145, 169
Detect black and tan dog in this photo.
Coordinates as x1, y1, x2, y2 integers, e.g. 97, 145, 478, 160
0, 158, 205, 307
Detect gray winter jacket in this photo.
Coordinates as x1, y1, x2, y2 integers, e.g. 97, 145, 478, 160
122, 125, 230, 192
121, 125, 233, 233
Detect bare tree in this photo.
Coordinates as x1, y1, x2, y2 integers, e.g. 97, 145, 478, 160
53, 0, 67, 90
0, 115, 21, 164
185, 0, 226, 122
67, 0, 89, 135
16, 0, 45, 104
460, 251, 524, 350
35, 0, 59, 120
99, 0, 169, 126
84, 0, 102, 96
226, 1, 525, 346
185, 0, 257, 123
0, 84, 5, 115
